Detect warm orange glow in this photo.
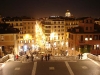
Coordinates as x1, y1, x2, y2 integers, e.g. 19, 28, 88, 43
23, 34, 32, 40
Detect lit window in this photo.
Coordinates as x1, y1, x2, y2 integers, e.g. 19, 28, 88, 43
1, 35, 4, 41
66, 42, 68, 47
85, 38, 88, 41
89, 38, 92, 40
29, 40, 30, 43
25, 40, 26, 43
94, 45, 96, 50
21, 40, 23, 43
72, 48, 74, 50
32, 40, 34, 43
53, 42, 56, 47
97, 45, 99, 47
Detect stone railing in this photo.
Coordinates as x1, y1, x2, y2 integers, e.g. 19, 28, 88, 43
50, 56, 77, 61
0, 54, 14, 63
87, 53, 100, 61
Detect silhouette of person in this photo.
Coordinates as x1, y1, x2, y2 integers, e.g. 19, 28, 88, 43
78, 54, 81, 59
16, 55, 19, 61
45, 54, 48, 61
80, 53, 83, 59
47, 54, 50, 61
41, 55, 44, 61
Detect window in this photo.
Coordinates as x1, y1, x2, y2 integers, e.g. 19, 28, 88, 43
61, 33, 64, 35
93, 35, 98, 40
61, 29, 64, 31
61, 26, 64, 28
90, 20, 92, 23
58, 22, 60, 24
20, 23, 22, 26
86, 20, 88, 23
20, 36, 23, 39
86, 27, 88, 30
54, 26, 56, 28
24, 31, 26, 33
28, 26, 30, 29
58, 30, 60, 32
16, 23, 18, 26
89, 35, 92, 40
90, 27, 92, 30
62, 37, 63, 39
61, 22, 64, 24
58, 26, 60, 28
24, 27, 26, 29
54, 22, 56, 24
1, 35, 4, 41
45, 30, 51, 33
85, 38, 88, 41
80, 35, 83, 41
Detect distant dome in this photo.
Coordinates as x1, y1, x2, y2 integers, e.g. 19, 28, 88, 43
65, 10, 71, 17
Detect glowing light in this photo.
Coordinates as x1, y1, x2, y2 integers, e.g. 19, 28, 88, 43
54, 42, 56, 47
89, 38, 92, 40
85, 38, 88, 41
23, 34, 32, 40
50, 32, 58, 40
23, 45, 28, 51
72, 48, 74, 50
29, 40, 30, 43
66, 42, 68, 47
21, 40, 22, 43
97, 45, 99, 47
61, 41, 64, 46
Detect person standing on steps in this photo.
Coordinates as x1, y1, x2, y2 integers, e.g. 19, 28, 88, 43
16, 55, 19, 61
41, 55, 44, 61
26, 55, 29, 62
78, 54, 81, 59
80, 53, 83, 59
47, 54, 50, 61
45, 54, 48, 61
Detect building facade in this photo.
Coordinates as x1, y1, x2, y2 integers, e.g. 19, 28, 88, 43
42, 16, 79, 55
3, 17, 38, 55
0, 34, 17, 57
68, 17, 100, 55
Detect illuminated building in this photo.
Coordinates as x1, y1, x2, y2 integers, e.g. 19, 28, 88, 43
2, 17, 37, 55
65, 10, 71, 17
68, 17, 100, 55
94, 18, 100, 25
42, 16, 79, 55
0, 34, 17, 56
1, 12, 100, 56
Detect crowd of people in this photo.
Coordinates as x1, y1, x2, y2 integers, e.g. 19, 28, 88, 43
14, 53, 52, 62
41, 54, 51, 61
14, 53, 83, 62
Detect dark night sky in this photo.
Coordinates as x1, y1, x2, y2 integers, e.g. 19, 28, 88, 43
0, 0, 100, 18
